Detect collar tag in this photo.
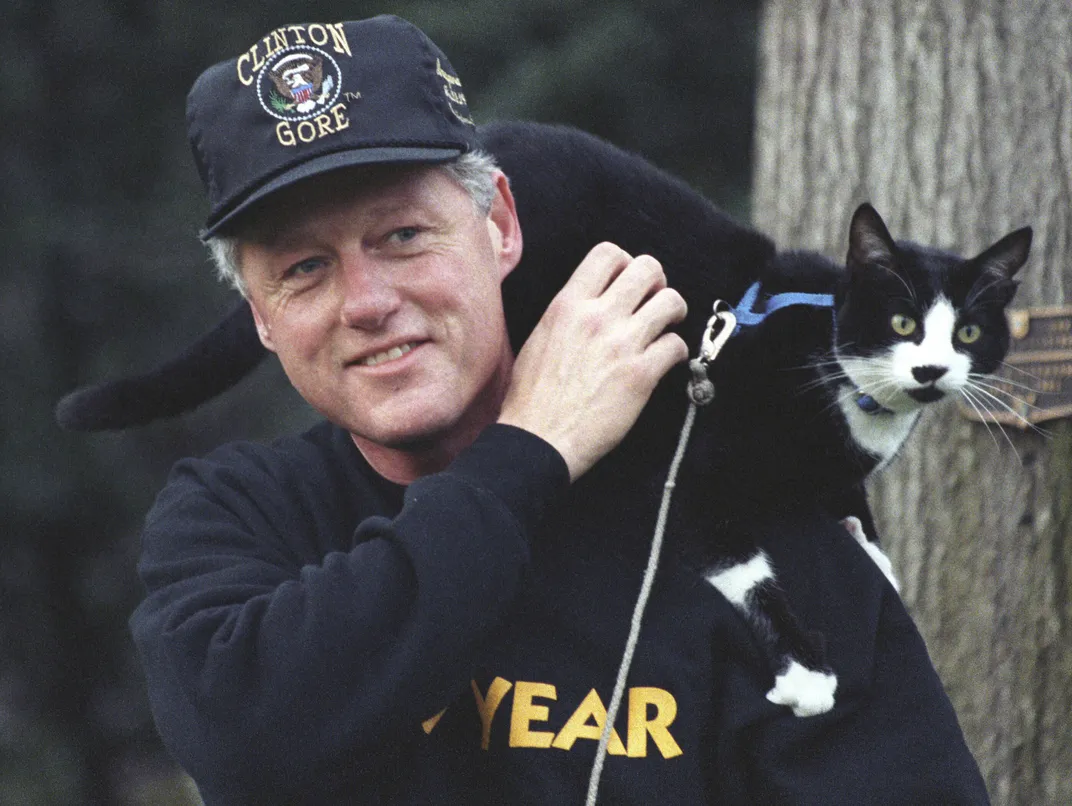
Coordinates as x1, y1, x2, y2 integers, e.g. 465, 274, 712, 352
855, 392, 892, 415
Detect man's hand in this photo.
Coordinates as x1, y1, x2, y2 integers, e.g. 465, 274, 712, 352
498, 242, 688, 481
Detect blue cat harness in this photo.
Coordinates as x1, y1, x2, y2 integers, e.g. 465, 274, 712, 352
729, 280, 833, 334
728, 281, 892, 416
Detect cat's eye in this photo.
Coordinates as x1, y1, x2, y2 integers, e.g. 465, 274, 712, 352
958, 324, 982, 344
890, 314, 917, 337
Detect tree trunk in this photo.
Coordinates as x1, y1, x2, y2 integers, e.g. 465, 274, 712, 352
752, 2, 1071, 803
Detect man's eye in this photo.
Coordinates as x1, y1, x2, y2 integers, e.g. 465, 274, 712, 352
390, 227, 421, 244
284, 258, 325, 279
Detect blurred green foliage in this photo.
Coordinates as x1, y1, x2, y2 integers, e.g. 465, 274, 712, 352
1, 1, 757, 802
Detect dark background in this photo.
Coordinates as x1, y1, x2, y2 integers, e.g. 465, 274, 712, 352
2, 2, 759, 802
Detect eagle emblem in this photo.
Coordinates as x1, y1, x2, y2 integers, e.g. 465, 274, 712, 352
257, 47, 341, 121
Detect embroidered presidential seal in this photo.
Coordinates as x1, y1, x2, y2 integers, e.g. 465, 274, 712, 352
257, 46, 343, 122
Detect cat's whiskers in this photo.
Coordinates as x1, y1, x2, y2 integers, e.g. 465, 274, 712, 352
822, 384, 864, 415
961, 377, 1051, 439
957, 386, 1013, 457
800, 379, 842, 399
831, 385, 868, 412
801, 357, 849, 373
970, 374, 1040, 395
965, 276, 1007, 308
859, 378, 904, 405
824, 375, 902, 416
998, 360, 1044, 382
879, 264, 918, 306
796, 365, 851, 395
836, 362, 896, 392
795, 347, 859, 395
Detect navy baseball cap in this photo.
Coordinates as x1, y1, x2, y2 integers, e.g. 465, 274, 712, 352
187, 15, 479, 239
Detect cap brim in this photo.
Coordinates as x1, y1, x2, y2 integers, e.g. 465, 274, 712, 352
200, 145, 464, 240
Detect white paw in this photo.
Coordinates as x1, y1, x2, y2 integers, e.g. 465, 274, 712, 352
840, 515, 867, 544
840, 516, 901, 593
765, 660, 837, 717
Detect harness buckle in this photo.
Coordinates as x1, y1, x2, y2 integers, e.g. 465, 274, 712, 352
700, 304, 736, 365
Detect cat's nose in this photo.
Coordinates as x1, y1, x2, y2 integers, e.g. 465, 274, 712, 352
912, 365, 948, 383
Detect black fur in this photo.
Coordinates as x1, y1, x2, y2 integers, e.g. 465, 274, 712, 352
56, 121, 1031, 714
54, 300, 266, 431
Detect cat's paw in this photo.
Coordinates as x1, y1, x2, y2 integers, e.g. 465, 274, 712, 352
840, 515, 868, 544
765, 660, 837, 717
840, 516, 901, 593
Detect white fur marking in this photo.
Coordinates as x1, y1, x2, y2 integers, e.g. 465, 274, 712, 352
836, 388, 920, 466
840, 516, 901, 592
705, 552, 773, 607
891, 298, 970, 392
837, 297, 974, 467
766, 660, 837, 717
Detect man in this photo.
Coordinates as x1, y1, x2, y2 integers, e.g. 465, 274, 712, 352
131, 15, 990, 804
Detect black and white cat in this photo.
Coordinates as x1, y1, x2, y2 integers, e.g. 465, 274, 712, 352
56, 121, 1031, 717
490, 122, 1030, 717
672, 201, 1031, 715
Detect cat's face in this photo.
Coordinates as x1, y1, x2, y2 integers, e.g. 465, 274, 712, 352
833, 205, 1031, 415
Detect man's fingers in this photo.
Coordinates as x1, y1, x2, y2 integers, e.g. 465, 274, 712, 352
602, 253, 669, 313
560, 242, 634, 299
643, 331, 691, 378
560, 244, 673, 323
631, 286, 688, 347
499, 241, 688, 481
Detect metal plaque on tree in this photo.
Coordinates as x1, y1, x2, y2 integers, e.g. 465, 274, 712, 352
957, 306, 1072, 427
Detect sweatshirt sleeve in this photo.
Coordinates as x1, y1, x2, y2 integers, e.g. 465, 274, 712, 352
129, 423, 568, 797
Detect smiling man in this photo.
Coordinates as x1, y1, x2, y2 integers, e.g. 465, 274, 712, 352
236, 164, 525, 482
131, 15, 695, 804
129, 14, 991, 806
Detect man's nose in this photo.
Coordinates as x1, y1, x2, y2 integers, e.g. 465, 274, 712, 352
339, 255, 402, 329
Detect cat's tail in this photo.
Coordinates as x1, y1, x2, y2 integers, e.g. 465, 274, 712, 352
54, 301, 266, 431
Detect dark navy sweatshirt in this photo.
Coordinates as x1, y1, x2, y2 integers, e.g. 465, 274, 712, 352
130, 421, 989, 804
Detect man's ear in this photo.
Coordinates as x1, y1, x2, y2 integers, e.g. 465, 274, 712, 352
248, 300, 277, 353
486, 171, 523, 280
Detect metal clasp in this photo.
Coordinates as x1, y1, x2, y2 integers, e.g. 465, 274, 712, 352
699, 302, 736, 365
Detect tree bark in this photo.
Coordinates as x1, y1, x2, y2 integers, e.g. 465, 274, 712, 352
752, 2, 1071, 803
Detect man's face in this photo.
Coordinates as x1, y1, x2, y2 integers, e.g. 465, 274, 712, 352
239, 163, 522, 458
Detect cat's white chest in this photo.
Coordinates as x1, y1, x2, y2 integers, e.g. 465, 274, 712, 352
837, 389, 921, 468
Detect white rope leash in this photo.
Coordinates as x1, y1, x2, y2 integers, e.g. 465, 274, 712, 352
583, 397, 698, 805
584, 306, 734, 805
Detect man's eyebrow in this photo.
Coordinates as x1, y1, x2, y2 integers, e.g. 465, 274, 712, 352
360, 187, 425, 219
240, 170, 432, 248
249, 222, 312, 252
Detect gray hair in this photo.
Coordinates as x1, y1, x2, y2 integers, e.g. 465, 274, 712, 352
207, 149, 502, 296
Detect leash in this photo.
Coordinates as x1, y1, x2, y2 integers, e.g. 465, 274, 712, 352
586, 278, 847, 802
585, 302, 736, 805
586, 280, 844, 802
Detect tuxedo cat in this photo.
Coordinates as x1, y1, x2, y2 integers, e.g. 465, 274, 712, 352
668, 202, 1031, 714
56, 121, 1031, 716
489, 123, 1029, 717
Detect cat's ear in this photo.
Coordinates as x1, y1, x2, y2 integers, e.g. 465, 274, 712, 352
847, 203, 897, 271
975, 226, 1032, 280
